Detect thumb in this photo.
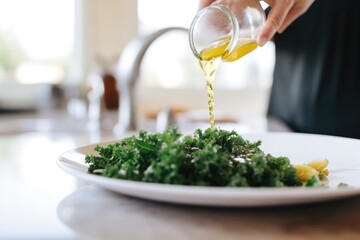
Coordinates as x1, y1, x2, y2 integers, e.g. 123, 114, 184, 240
258, 3, 292, 46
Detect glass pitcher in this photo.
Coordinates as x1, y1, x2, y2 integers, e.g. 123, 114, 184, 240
189, 0, 265, 62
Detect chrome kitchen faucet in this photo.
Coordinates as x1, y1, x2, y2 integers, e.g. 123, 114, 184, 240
114, 27, 188, 135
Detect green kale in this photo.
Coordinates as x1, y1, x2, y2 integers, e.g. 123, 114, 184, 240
85, 126, 302, 187
305, 176, 326, 187
337, 182, 353, 189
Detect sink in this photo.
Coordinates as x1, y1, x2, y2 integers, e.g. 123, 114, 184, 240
0, 111, 118, 135
0, 108, 292, 136
0, 118, 88, 135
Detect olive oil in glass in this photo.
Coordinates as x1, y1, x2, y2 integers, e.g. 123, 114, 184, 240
199, 37, 258, 128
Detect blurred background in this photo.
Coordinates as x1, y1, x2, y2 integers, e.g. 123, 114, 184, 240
0, 0, 275, 135
0, 3, 276, 236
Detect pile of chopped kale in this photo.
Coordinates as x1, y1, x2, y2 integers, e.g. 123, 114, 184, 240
85, 126, 302, 187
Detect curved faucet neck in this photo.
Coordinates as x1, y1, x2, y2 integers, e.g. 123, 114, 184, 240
114, 27, 188, 135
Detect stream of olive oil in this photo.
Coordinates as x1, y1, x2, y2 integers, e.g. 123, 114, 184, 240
199, 37, 258, 129
200, 57, 221, 129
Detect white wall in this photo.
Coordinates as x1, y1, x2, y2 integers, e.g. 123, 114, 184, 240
68, 0, 138, 84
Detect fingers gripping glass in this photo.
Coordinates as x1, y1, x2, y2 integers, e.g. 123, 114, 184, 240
189, 1, 265, 62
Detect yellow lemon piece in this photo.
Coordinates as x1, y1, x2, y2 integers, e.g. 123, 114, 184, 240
322, 169, 329, 176
306, 159, 329, 171
294, 164, 319, 182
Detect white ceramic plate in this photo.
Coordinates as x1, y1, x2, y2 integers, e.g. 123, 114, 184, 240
58, 132, 360, 207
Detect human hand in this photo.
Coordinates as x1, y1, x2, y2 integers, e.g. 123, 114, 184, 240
258, 0, 314, 46
198, 0, 315, 46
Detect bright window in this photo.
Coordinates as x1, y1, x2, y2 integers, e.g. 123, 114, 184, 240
137, 0, 275, 90
0, 0, 74, 84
